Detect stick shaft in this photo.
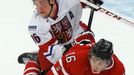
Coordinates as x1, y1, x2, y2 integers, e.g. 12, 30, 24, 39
81, 0, 134, 27
87, 0, 95, 30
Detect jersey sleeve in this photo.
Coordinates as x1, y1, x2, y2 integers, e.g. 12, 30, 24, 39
38, 44, 66, 71
74, 30, 95, 44
46, 44, 92, 75
111, 54, 125, 75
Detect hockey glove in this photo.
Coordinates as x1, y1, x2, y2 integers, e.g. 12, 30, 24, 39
63, 31, 95, 54
88, 0, 103, 6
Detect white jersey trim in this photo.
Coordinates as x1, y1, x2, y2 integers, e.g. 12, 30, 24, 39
24, 67, 40, 73
59, 59, 69, 75
105, 57, 114, 70
25, 72, 38, 75
51, 66, 59, 75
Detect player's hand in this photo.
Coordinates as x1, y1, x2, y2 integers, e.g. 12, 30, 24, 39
74, 31, 94, 45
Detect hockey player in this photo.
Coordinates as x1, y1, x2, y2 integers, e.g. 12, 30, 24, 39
47, 39, 125, 75
17, 0, 103, 75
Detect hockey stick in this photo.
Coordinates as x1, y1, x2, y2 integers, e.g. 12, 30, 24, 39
87, 0, 95, 30
81, 0, 134, 27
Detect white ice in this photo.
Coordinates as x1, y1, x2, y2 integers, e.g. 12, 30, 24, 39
0, 1, 134, 75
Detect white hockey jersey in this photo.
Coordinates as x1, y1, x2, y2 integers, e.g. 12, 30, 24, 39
28, 0, 84, 46
28, 0, 86, 71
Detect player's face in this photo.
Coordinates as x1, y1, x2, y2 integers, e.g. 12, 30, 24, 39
34, 0, 52, 17
90, 56, 109, 74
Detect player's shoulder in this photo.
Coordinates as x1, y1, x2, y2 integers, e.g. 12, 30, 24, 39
63, 44, 93, 61
58, 0, 80, 9
66, 44, 91, 53
113, 54, 123, 64
61, 44, 91, 72
112, 54, 125, 68
73, 44, 93, 49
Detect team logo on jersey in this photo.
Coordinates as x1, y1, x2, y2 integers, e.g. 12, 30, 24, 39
51, 16, 73, 44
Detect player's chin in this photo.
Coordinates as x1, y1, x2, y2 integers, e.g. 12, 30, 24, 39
40, 13, 47, 18
92, 69, 101, 74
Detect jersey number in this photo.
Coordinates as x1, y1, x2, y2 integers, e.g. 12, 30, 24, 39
66, 53, 76, 63
31, 33, 41, 43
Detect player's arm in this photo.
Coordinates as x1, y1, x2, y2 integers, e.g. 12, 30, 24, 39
38, 44, 67, 72
63, 30, 95, 54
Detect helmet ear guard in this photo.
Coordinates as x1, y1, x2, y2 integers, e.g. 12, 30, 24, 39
91, 39, 113, 60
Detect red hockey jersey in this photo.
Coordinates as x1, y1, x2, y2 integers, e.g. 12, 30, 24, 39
47, 44, 125, 75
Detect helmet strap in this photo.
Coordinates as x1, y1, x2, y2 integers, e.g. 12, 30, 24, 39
44, 0, 54, 18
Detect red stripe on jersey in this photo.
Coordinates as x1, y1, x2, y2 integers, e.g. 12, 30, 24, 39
39, 38, 56, 48
79, 21, 88, 30
38, 46, 53, 71
38, 38, 56, 71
